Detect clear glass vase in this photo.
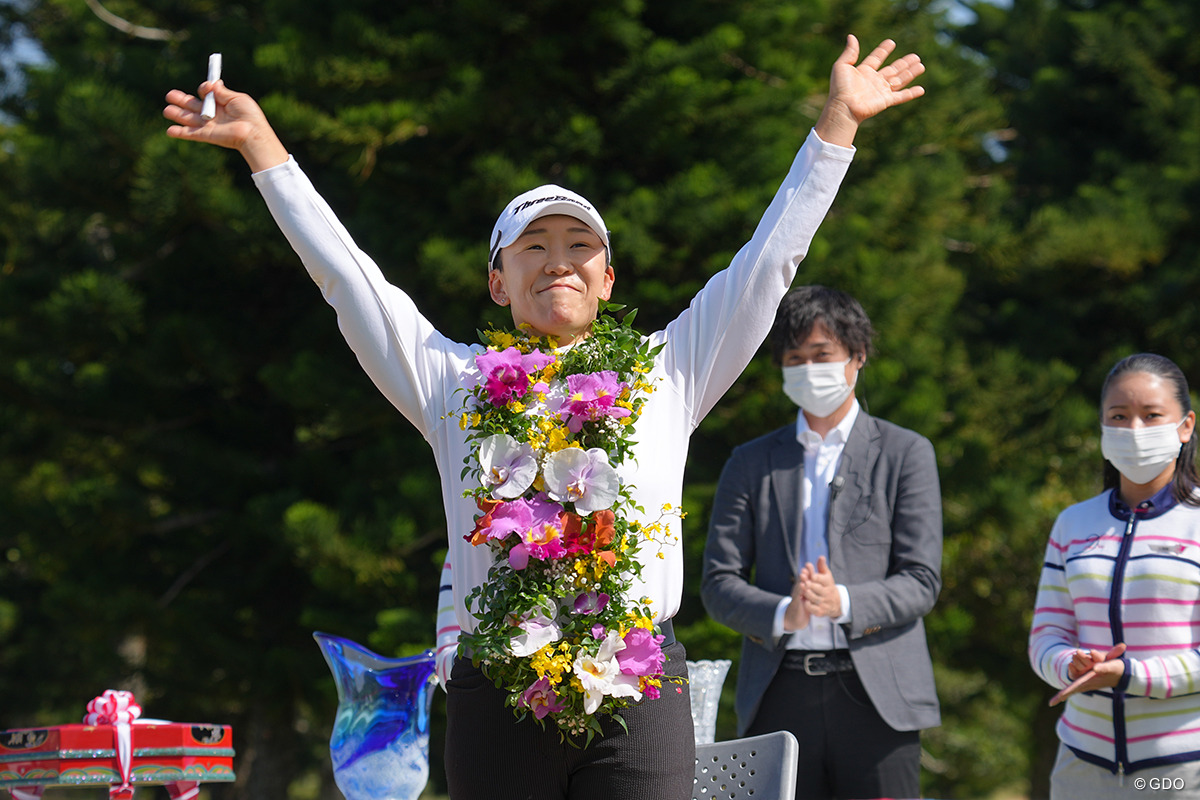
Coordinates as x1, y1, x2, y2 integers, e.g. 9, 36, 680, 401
686, 658, 732, 744
314, 632, 437, 800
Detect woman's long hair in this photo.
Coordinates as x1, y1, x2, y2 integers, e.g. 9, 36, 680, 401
1101, 353, 1200, 507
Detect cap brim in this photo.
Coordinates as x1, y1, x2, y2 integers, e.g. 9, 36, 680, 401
492, 203, 609, 256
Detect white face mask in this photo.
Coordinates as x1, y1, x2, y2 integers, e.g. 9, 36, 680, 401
782, 359, 855, 418
1100, 419, 1188, 485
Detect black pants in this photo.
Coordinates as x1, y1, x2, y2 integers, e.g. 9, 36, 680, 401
445, 641, 695, 800
745, 664, 921, 800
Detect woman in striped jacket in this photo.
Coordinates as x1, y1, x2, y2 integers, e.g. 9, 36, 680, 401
1030, 353, 1200, 797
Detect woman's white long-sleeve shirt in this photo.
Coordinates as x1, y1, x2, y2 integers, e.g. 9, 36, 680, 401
252, 130, 854, 633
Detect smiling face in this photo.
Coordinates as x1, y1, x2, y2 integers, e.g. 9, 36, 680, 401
488, 214, 614, 346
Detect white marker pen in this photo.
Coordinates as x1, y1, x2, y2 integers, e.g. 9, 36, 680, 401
200, 53, 222, 120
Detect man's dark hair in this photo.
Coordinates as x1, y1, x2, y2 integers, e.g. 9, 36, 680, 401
769, 285, 876, 366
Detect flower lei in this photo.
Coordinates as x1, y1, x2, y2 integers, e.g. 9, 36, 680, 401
455, 304, 681, 741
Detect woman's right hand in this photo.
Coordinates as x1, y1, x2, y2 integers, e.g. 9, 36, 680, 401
163, 81, 290, 172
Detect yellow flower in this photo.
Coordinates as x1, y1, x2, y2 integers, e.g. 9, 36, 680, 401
487, 329, 518, 349
546, 428, 573, 453
531, 644, 571, 684
510, 401, 526, 413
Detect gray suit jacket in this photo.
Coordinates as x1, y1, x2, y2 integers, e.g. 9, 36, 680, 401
701, 410, 942, 734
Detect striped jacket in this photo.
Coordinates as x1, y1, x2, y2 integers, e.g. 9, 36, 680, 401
1029, 485, 1200, 776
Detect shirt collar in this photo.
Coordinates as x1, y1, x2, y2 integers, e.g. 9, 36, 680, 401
795, 399, 860, 450
1109, 481, 1179, 521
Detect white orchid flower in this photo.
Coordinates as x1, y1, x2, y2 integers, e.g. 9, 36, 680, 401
509, 613, 562, 658
573, 631, 642, 714
543, 447, 619, 515
478, 434, 537, 499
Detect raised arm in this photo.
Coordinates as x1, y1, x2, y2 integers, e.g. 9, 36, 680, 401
814, 35, 926, 148
165, 76, 470, 435
656, 35, 925, 428
163, 80, 289, 173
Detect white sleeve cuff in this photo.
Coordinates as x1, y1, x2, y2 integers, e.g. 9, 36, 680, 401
773, 597, 791, 638
834, 585, 851, 626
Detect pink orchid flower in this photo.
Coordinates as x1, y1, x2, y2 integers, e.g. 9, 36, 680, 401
475, 347, 555, 407
616, 627, 666, 677
507, 495, 570, 569
573, 590, 611, 615
519, 677, 566, 720
478, 499, 532, 544
558, 371, 631, 433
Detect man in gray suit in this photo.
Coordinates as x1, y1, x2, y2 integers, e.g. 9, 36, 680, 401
701, 286, 941, 800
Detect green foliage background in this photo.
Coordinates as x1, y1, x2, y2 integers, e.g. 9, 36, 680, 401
1, 0, 1198, 798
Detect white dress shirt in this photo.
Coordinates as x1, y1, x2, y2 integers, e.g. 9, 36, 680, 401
772, 399, 857, 649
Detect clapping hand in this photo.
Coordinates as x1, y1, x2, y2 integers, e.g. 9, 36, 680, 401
799, 556, 843, 619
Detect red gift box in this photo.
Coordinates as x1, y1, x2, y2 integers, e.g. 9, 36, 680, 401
0, 722, 235, 799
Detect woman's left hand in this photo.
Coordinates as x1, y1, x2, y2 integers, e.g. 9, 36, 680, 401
1050, 643, 1126, 706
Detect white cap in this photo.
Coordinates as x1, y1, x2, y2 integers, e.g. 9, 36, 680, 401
489, 184, 609, 268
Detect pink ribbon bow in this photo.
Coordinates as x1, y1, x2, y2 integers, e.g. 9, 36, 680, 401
84, 690, 142, 726
83, 690, 142, 798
